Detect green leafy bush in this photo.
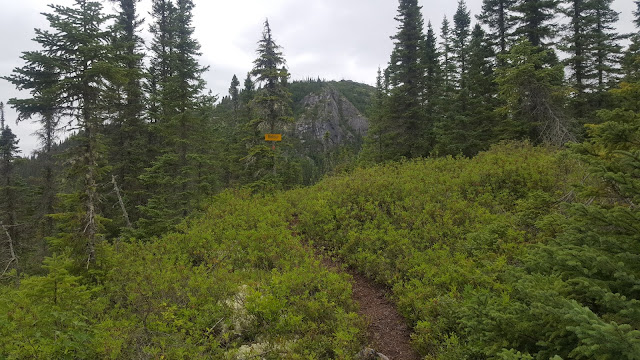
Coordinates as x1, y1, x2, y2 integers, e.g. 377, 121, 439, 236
288, 141, 580, 358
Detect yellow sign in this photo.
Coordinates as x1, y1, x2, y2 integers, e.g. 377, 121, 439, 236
265, 134, 282, 142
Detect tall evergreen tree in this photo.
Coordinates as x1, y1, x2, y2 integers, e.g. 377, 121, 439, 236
561, 0, 621, 122
244, 19, 293, 180
623, 1, 640, 80
229, 74, 240, 122
590, 0, 622, 95
561, 0, 592, 98
440, 17, 457, 109
0, 116, 21, 279
496, 39, 572, 145
250, 20, 292, 135
6, 0, 117, 268
146, 0, 175, 127
422, 22, 441, 114
138, 0, 215, 237
382, 0, 427, 159
466, 24, 499, 152
478, 0, 518, 60
513, 0, 560, 49
452, 0, 472, 110
106, 0, 148, 230
239, 72, 255, 123
3, 43, 61, 244
361, 68, 389, 163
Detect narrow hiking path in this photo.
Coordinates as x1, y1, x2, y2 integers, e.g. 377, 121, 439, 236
290, 218, 420, 360
318, 253, 420, 360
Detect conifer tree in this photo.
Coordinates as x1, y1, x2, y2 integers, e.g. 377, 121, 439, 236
138, 0, 215, 237
561, 0, 591, 98
361, 68, 389, 163
106, 0, 148, 229
434, 23, 494, 157
3, 45, 61, 244
229, 74, 240, 121
422, 22, 441, 116
0, 115, 21, 279
250, 20, 292, 135
239, 72, 255, 123
381, 0, 427, 159
6, 0, 118, 267
496, 39, 572, 145
466, 25, 499, 152
452, 0, 472, 110
623, 1, 640, 80
147, 0, 175, 127
440, 17, 457, 111
561, 0, 621, 122
478, 0, 518, 60
590, 0, 622, 95
244, 19, 293, 180
513, 0, 560, 49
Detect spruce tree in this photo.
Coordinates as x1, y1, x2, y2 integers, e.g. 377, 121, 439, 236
561, 0, 621, 123
590, 0, 622, 95
106, 0, 148, 230
452, 0, 472, 111
250, 20, 292, 134
623, 1, 640, 80
496, 39, 572, 145
561, 0, 592, 98
138, 0, 215, 237
0, 117, 21, 279
3, 44, 61, 244
229, 74, 240, 122
383, 0, 427, 159
422, 22, 441, 117
361, 68, 389, 163
439, 17, 457, 112
466, 24, 499, 153
477, 0, 518, 59
146, 0, 175, 127
513, 0, 560, 49
6, 0, 117, 268
245, 19, 293, 181
240, 72, 255, 123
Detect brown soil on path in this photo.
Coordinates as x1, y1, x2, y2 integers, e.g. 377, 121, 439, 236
318, 254, 420, 360
290, 217, 419, 359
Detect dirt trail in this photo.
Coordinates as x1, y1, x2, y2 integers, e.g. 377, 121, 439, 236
290, 217, 419, 359
318, 254, 420, 360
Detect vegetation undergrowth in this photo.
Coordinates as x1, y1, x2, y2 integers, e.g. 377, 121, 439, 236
4, 139, 639, 359
289, 141, 584, 358
0, 192, 364, 359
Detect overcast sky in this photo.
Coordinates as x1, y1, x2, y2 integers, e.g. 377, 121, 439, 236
0, 0, 636, 154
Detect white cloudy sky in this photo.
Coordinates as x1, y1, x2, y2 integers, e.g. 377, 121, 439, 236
0, 0, 636, 154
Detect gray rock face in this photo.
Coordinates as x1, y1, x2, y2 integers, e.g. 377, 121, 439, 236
294, 86, 368, 149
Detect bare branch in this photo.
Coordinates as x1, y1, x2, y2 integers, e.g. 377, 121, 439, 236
112, 175, 132, 228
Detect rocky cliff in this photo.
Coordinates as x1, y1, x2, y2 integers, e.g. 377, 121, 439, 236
291, 81, 371, 150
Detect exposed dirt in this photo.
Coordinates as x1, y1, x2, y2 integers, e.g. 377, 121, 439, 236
318, 254, 420, 360
291, 216, 419, 360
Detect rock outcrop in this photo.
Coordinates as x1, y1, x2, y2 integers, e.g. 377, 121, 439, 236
294, 86, 368, 149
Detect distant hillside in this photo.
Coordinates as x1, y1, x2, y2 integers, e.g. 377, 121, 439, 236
287, 80, 375, 184
290, 80, 375, 116
289, 80, 373, 146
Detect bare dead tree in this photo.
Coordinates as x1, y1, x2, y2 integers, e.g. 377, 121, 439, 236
1, 221, 19, 284
112, 175, 132, 228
